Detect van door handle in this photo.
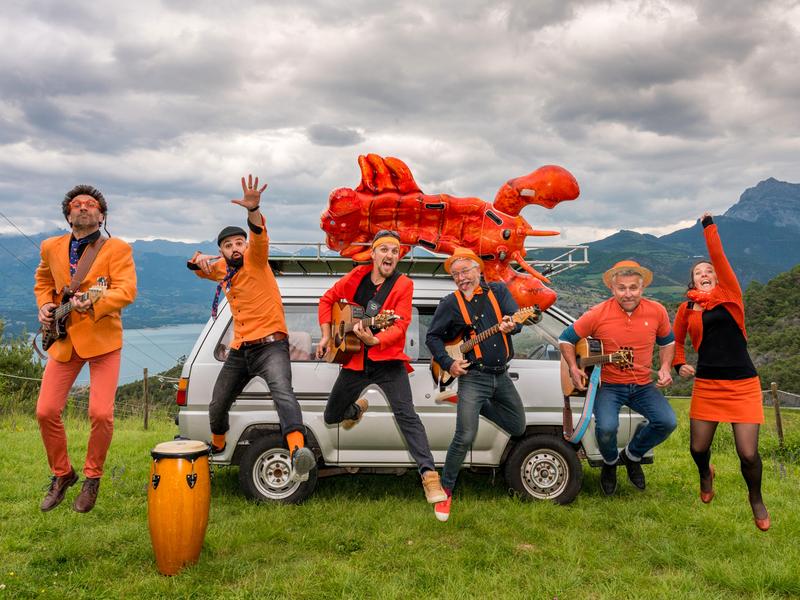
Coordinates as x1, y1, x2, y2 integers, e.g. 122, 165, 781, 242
509, 372, 519, 380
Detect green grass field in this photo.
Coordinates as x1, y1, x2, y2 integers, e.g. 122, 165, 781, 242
2, 400, 799, 599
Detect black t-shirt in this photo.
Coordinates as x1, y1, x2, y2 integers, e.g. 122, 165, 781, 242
696, 304, 757, 379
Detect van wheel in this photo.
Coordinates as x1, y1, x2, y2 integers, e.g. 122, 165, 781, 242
238, 435, 317, 504
504, 434, 582, 504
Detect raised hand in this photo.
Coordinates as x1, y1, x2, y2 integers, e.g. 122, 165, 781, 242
232, 174, 268, 211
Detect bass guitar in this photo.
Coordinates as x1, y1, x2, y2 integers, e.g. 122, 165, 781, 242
429, 306, 541, 386
40, 278, 108, 351
324, 301, 402, 364
560, 337, 634, 397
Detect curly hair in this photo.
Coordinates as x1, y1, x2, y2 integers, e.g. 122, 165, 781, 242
61, 184, 108, 220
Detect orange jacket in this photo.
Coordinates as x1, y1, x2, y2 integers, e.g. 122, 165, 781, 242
318, 265, 413, 371
34, 234, 137, 362
191, 217, 287, 349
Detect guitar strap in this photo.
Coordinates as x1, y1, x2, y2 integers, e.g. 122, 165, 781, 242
66, 237, 108, 296
571, 365, 600, 443
364, 271, 400, 317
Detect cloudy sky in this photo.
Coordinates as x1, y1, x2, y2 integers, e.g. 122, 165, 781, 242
1, 0, 798, 248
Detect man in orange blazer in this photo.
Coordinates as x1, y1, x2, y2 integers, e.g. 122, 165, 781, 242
34, 185, 137, 513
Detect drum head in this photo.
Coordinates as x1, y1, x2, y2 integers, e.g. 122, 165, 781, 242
151, 439, 210, 460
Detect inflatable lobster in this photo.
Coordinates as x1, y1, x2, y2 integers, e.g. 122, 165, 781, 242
320, 154, 580, 310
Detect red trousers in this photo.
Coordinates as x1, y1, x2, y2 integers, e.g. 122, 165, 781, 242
36, 348, 121, 478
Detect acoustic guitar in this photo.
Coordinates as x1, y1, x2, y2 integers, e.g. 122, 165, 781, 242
40, 278, 108, 351
560, 338, 633, 397
429, 306, 541, 386
324, 301, 401, 364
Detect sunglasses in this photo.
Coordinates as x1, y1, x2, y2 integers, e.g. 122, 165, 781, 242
69, 198, 100, 210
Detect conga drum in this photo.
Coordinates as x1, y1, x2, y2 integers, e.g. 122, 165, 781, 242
147, 440, 211, 576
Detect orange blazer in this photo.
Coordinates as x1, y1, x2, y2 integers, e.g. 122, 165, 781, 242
34, 233, 137, 362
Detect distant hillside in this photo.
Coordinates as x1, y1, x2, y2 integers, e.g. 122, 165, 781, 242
743, 264, 800, 394
550, 178, 800, 314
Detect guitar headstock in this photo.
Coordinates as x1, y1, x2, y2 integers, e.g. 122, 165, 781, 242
612, 346, 634, 370
514, 305, 542, 325
373, 309, 402, 330
87, 277, 108, 304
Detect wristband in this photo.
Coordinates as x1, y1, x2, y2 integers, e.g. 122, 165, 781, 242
248, 205, 260, 212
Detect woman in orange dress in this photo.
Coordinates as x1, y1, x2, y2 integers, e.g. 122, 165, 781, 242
673, 212, 769, 531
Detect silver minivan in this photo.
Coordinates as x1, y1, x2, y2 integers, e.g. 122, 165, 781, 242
175, 251, 651, 505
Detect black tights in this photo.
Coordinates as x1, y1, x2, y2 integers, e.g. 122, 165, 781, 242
689, 419, 767, 517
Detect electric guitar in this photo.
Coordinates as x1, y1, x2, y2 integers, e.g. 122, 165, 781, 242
429, 306, 541, 386
324, 301, 402, 364
560, 338, 633, 397
40, 278, 108, 351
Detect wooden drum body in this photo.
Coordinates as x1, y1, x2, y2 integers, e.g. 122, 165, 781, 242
147, 440, 211, 576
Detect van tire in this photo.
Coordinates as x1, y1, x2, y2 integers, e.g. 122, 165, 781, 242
238, 435, 317, 504
503, 434, 582, 504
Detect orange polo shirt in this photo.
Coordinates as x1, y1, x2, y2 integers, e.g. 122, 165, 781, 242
572, 297, 672, 385
191, 217, 287, 349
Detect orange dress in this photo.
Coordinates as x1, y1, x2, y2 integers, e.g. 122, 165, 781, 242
672, 221, 763, 424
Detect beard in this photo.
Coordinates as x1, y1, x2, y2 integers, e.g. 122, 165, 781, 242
225, 254, 244, 268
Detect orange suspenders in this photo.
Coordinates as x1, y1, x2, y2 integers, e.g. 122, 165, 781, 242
453, 287, 510, 361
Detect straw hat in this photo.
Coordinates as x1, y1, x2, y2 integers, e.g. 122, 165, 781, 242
602, 260, 653, 288
444, 247, 485, 274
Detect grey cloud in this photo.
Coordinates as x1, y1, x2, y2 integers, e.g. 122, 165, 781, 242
306, 124, 364, 146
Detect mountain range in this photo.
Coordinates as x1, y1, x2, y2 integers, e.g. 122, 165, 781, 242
1, 177, 798, 335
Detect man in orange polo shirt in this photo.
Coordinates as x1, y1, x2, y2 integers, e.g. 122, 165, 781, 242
316, 230, 447, 504
559, 260, 676, 495
35, 184, 137, 513
188, 174, 315, 482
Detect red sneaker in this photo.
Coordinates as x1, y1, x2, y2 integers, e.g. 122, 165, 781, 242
434, 495, 452, 522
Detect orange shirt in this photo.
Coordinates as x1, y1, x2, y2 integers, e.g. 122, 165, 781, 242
572, 297, 672, 385
34, 234, 137, 361
192, 217, 287, 349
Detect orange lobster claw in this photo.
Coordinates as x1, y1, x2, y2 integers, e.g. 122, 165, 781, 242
493, 165, 580, 216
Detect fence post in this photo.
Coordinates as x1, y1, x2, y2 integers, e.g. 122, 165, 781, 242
143, 368, 149, 430
770, 382, 783, 449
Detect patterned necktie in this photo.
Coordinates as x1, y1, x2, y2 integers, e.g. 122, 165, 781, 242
211, 265, 239, 318
69, 237, 93, 276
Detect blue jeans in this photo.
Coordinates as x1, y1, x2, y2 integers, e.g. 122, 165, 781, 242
594, 383, 677, 464
210, 338, 305, 437
441, 370, 526, 490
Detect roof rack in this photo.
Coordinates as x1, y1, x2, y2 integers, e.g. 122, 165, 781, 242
266, 242, 589, 277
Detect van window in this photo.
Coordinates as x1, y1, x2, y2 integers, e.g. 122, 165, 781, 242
513, 311, 565, 361
213, 304, 322, 362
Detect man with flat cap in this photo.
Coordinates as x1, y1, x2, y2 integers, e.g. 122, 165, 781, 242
188, 174, 315, 481
559, 260, 676, 495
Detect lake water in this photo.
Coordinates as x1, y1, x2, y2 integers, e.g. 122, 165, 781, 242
73, 322, 206, 385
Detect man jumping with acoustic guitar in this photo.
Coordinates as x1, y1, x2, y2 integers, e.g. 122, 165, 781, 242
559, 260, 676, 496
35, 184, 137, 513
316, 229, 447, 504
425, 247, 534, 522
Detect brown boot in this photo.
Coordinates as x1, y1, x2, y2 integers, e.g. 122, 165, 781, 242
421, 470, 447, 503
40, 469, 79, 512
73, 477, 101, 513
342, 397, 368, 430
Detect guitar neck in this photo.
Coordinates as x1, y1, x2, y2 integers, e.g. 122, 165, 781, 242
344, 315, 381, 333
53, 291, 90, 321
581, 354, 616, 367
459, 322, 502, 353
